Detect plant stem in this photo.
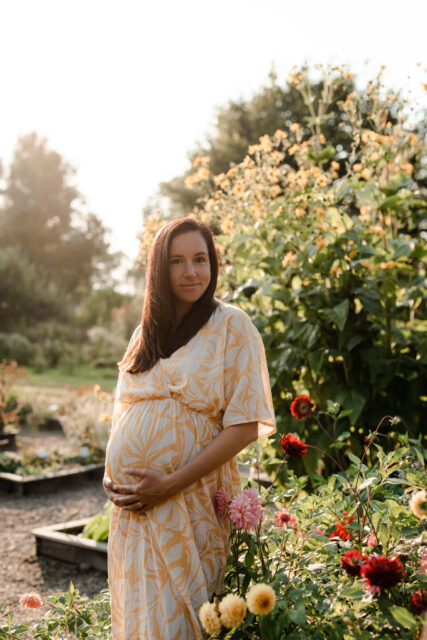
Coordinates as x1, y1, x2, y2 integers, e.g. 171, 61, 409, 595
354, 416, 394, 494
231, 532, 241, 595
263, 459, 285, 505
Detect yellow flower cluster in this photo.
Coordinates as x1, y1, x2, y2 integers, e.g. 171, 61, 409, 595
184, 166, 210, 189
192, 155, 210, 168
199, 584, 276, 635
282, 251, 297, 268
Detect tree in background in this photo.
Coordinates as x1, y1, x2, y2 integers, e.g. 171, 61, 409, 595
0, 133, 120, 298
0, 246, 68, 333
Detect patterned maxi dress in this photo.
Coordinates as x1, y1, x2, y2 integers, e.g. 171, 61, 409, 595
105, 300, 276, 640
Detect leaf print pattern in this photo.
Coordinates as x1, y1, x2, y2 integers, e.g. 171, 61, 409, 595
105, 300, 276, 639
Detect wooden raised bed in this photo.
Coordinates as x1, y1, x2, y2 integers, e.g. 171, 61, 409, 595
0, 462, 105, 495
0, 429, 19, 452
32, 518, 107, 573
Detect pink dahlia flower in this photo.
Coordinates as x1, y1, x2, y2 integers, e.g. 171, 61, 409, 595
229, 488, 263, 532
213, 487, 230, 518
274, 509, 298, 531
19, 592, 43, 609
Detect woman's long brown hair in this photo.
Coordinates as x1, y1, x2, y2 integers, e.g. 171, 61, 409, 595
120, 218, 219, 374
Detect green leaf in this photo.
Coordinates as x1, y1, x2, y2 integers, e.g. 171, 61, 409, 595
346, 334, 366, 352
259, 616, 275, 640
288, 601, 306, 626
321, 299, 349, 331
358, 476, 378, 490
379, 193, 411, 211
390, 606, 417, 630
348, 453, 360, 465
308, 349, 326, 381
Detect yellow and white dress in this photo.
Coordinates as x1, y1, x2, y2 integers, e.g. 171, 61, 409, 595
105, 300, 276, 639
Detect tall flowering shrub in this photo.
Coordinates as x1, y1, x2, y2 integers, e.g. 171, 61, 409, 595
181, 65, 427, 462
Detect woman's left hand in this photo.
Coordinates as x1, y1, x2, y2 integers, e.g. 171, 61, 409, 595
104, 468, 173, 514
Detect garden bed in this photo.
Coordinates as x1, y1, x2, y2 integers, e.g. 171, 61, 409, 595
32, 518, 108, 573
0, 462, 105, 495
0, 428, 19, 451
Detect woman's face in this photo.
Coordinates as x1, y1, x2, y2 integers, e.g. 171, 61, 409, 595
169, 230, 211, 319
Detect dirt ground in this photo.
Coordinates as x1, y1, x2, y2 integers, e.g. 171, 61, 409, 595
0, 429, 108, 628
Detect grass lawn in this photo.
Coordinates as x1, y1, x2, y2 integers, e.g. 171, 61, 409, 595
15, 365, 118, 393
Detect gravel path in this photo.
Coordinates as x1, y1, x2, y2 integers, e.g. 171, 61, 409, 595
0, 430, 108, 628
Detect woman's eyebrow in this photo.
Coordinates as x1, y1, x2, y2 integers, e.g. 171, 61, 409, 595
170, 251, 208, 258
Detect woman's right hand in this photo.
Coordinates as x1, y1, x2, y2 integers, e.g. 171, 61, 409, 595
103, 474, 117, 502
103, 474, 145, 511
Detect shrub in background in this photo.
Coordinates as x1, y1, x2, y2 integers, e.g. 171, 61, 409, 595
180, 65, 427, 471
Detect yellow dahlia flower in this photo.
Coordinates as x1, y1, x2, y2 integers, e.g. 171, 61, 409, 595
199, 601, 221, 635
410, 490, 427, 519
246, 583, 276, 615
219, 593, 246, 628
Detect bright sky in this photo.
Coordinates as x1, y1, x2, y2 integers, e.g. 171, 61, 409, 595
1, 0, 426, 270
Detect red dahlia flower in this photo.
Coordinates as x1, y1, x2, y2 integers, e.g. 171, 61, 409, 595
410, 589, 427, 616
290, 395, 314, 419
330, 524, 351, 541
341, 550, 367, 576
329, 513, 354, 541
360, 554, 405, 596
279, 433, 308, 458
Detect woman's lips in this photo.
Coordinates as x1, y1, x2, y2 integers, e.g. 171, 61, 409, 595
180, 283, 201, 288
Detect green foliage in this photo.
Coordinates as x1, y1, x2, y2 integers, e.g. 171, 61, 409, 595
80, 288, 131, 328
0, 333, 34, 366
184, 65, 427, 457
0, 447, 102, 476
0, 247, 68, 333
0, 584, 111, 639
206, 431, 427, 639
83, 502, 112, 542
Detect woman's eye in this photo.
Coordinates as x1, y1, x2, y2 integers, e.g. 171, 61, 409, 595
197, 257, 206, 262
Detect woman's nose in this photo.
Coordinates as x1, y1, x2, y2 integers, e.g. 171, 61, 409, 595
184, 261, 196, 277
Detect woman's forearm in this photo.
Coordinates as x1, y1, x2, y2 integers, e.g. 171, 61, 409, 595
166, 422, 258, 496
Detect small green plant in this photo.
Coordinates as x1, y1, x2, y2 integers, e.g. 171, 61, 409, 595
0, 583, 110, 640
83, 502, 112, 542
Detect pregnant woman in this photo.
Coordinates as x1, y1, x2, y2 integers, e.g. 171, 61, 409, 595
103, 217, 276, 639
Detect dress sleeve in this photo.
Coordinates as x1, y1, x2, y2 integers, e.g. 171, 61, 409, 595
222, 309, 276, 438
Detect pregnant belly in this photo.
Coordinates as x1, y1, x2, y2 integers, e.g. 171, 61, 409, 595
105, 398, 220, 485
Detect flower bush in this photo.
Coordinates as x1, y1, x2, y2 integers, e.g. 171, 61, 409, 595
198, 405, 427, 638
176, 65, 427, 467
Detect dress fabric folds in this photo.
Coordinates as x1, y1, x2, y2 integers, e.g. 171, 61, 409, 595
105, 300, 276, 639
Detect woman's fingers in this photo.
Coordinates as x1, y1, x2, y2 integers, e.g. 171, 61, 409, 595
122, 501, 147, 513
113, 492, 141, 507
111, 482, 141, 494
